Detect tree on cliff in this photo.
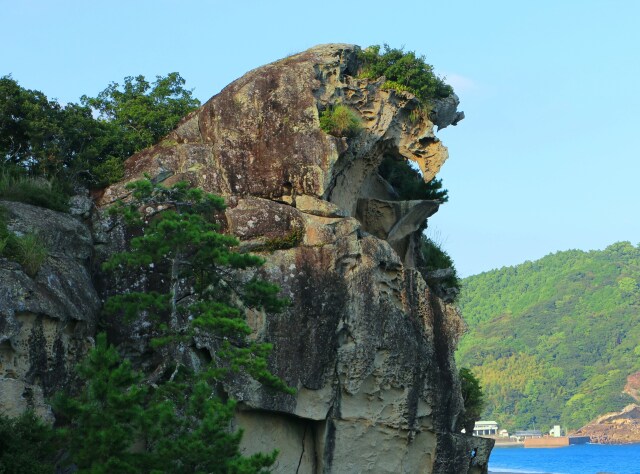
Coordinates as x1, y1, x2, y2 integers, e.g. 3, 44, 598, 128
53, 179, 290, 472
54, 334, 277, 473
79, 73, 200, 185
0, 74, 200, 186
0, 411, 59, 473
459, 367, 485, 435
102, 178, 289, 389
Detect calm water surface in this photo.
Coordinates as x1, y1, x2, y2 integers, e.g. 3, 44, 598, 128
490, 444, 639, 474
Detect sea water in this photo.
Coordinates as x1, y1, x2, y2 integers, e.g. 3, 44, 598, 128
489, 444, 639, 474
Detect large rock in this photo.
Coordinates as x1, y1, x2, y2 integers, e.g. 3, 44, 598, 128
95, 44, 490, 473
0, 201, 99, 421
97, 44, 455, 215
574, 404, 640, 444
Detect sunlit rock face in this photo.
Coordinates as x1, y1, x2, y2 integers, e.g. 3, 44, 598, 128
97, 43, 491, 473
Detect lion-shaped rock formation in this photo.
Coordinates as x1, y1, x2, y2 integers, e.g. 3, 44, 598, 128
98, 43, 492, 474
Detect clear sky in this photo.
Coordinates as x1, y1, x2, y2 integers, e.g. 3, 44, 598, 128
2, 0, 639, 276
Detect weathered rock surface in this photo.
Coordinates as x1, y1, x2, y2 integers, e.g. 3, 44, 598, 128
0, 201, 99, 421
95, 44, 490, 473
574, 404, 640, 444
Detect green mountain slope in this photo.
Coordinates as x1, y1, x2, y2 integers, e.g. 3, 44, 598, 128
457, 242, 640, 431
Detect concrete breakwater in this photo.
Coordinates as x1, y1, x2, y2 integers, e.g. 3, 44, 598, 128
524, 436, 590, 448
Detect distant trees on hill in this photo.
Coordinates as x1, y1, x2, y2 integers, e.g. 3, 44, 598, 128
457, 242, 640, 431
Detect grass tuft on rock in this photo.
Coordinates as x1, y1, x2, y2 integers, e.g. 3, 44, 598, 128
0, 206, 48, 276
0, 169, 69, 212
319, 105, 362, 137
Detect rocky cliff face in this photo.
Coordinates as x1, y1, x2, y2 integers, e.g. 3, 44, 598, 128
574, 404, 640, 444
0, 44, 492, 473
0, 200, 99, 421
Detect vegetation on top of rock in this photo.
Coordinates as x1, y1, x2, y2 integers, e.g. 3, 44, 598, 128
0, 206, 48, 276
357, 44, 454, 104
457, 242, 640, 431
0, 169, 69, 212
254, 225, 305, 253
319, 104, 362, 137
0, 73, 200, 188
418, 235, 460, 295
82, 73, 200, 173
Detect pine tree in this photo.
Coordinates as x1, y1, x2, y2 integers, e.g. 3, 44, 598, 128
54, 179, 290, 472
54, 334, 278, 473
0, 410, 59, 474
103, 178, 290, 389
54, 333, 149, 473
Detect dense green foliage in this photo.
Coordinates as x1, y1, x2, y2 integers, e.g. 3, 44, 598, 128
82, 73, 200, 174
3, 180, 287, 472
358, 44, 453, 103
457, 242, 640, 431
54, 333, 150, 472
319, 104, 362, 137
459, 367, 485, 434
104, 179, 290, 389
79, 179, 289, 470
378, 156, 448, 202
0, 73, 199, 187
54, 334, 276, 473
0, 411, 59, 473
0, 76, 96, 178
0, 179, 290, 472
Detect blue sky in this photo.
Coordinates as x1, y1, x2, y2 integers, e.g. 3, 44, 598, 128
2, 0, 639, 276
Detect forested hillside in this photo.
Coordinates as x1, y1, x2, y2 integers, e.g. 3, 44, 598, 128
457, 242, 640, 431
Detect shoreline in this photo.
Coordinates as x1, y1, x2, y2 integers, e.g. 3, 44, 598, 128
489, 471, 551, 474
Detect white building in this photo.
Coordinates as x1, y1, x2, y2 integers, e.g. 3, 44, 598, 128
473, 421, 498, 436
